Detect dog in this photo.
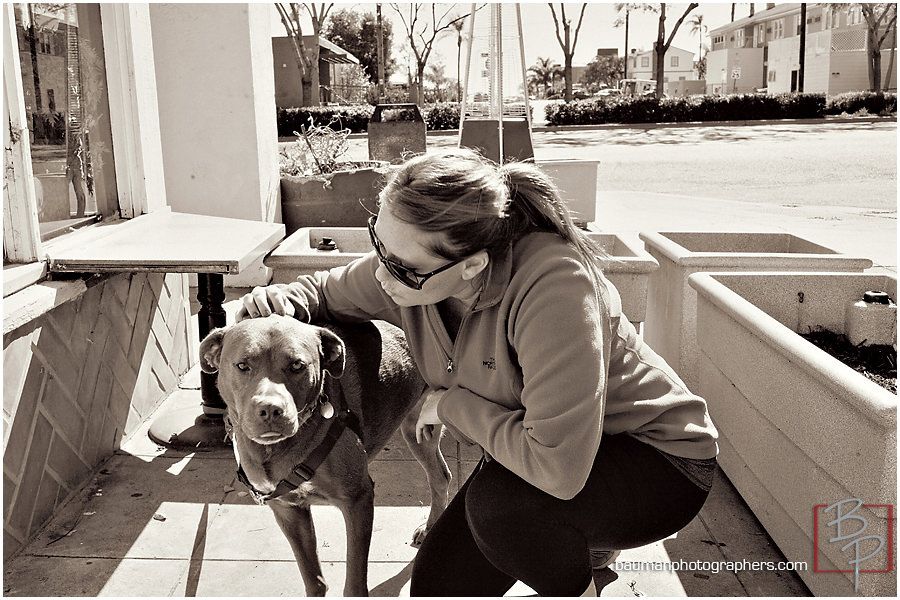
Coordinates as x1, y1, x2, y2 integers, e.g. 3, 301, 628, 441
198, 315, 450, 596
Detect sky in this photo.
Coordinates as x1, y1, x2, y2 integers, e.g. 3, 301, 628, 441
271, 1, 750, 81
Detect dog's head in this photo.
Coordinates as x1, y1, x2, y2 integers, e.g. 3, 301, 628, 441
198, 315, 345, 445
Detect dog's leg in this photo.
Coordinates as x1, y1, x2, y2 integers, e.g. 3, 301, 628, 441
400, 409, 451, 547
269, 502, 328, 597
336, 476, 375, 597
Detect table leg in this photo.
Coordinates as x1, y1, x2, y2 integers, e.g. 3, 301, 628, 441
148, 273, 230, 450
197, 272, 227, 412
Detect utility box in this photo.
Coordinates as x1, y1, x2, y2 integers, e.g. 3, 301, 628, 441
367, 104, 426, 164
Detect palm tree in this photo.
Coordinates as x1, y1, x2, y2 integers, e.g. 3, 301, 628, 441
527, 57, 560, 98
689, 13, 707, 62
450, 17, 466, 102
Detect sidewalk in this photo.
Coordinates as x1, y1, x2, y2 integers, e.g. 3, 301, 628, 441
2, 355, 811, 598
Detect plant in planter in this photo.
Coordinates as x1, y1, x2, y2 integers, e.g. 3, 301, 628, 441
279, 120, 389, 234
689, 271, 897, 598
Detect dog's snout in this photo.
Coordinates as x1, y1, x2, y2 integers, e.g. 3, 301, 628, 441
249, 378, 294, 424
256, 403, 283, 420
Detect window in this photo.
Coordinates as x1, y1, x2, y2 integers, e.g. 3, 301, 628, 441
768, 70, 777, 82
5, 2, 164, 282
849, 6, 862, 26
641, 56, 649, 68
10, 3, 115, 242
734, 29, 744, 48
670, 55, 679, 67
825, 7, 834, 29
756, 24, 765, 46
773, 19, 784, 39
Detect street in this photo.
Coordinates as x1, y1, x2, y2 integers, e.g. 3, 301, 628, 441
341, 118, 896, 270
345, 119, 897, 211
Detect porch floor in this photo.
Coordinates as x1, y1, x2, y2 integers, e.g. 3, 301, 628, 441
3, 374, 811, 596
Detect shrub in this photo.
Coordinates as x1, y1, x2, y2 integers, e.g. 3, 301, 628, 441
423, 103, 460, 130
277, 106, 373, 136
826, 91, 898, 116
544, 92, 827, 125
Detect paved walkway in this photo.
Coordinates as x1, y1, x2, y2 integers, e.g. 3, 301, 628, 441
3, 355, 811, 597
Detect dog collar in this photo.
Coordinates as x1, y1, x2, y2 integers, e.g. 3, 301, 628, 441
229, 396, 362, 506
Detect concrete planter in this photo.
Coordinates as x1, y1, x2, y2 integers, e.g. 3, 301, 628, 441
535, 159, 599, 227
265, 227, 658, 324
280, 162, 389, 235
689, 271, 897, 598
638, 231, 873, 390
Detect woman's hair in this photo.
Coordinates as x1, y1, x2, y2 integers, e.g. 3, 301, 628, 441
379, 147, 608, 284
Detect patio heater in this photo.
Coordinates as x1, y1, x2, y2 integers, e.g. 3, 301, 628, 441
458, 3, 533, 164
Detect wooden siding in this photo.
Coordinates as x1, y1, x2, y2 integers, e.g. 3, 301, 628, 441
3, 272, 193, 559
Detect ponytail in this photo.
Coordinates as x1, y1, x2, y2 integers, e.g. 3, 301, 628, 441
501, 162, 609, 286
380, 148, 608, 284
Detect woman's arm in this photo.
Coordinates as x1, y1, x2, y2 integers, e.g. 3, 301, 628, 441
238, 252, 401, 326
437, 254, 612, 500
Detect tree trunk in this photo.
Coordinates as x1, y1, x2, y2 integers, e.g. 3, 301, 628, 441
656, 4, 667, 98
868, 29, 880, 91
417, 63, 426, 105
884, 23, 896, 91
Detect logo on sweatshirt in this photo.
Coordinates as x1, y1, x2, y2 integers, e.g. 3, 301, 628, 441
482, 357, 496, 370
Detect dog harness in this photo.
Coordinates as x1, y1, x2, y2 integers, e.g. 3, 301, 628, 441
226, 391, 362, 506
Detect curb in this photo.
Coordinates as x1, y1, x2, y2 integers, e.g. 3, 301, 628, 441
279, 115, 895, 143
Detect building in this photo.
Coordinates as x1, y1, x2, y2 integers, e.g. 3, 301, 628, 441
272, 35, 360, 108
4, 3, 281, 560
628, 45, 697, 83
706, 3, 897, 95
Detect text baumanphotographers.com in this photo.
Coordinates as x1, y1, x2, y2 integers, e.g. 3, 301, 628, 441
614, 560, 808, 574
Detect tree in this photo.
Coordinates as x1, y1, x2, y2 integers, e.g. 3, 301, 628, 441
831, 3, 897, 91
276, 3, 334, 107
652, 3, 699, 98
450, 17, 466, 102
527, 57, 561, 98
323, 7, 395, 86
390, 3, 472, 106
614, 4, 645, 80
548, 3, 588, 102
425, 62, 452, 102
860, 3, 897, 91
582, 55, 625, 90
689, 12, 706, 62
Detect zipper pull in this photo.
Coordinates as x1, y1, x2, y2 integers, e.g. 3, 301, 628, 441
447, 358, 454, 373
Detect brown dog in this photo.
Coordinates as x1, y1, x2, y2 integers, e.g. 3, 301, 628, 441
198, 315, 450, 596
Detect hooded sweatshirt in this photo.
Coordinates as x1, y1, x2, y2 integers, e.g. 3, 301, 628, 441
276, 232, 718, 500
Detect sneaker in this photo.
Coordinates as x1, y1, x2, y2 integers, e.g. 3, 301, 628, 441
589, 548, 621, 570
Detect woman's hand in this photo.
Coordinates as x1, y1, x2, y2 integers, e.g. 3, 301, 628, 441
416, 388, 448, 444
236, 285, 296, 322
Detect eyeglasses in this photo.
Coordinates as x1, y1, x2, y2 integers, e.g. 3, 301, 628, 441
367, 215, 462, 290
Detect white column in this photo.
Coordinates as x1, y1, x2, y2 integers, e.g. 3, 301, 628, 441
150, 3, 279, 285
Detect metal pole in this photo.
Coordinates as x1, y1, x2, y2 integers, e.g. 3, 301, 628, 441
376, 4, 385, 100
798, 3, 806, 92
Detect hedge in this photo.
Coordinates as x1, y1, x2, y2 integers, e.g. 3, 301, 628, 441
544, 91, 897, 126
277, 91, 896, 136
277, 103, 462, 136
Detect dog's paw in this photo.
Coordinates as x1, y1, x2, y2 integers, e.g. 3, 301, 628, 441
409, 523, 429, 548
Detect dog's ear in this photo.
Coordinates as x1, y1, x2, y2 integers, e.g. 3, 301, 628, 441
319, 328, 345, 378
199, 327, 228, 373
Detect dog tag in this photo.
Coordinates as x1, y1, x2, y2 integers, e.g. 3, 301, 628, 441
320, 401, 335, 419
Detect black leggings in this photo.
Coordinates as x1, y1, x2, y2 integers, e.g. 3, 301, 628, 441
410, 434, 711, 596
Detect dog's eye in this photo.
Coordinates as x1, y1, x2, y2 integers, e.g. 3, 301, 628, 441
290, 360, 306, 372
236, 362, 250, 372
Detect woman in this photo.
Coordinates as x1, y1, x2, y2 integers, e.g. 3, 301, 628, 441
238, 148, 718, 596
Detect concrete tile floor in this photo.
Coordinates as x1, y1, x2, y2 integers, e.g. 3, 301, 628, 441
4, 369, 810, 597
8, 183, 892, 596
